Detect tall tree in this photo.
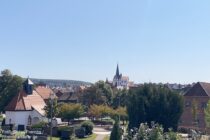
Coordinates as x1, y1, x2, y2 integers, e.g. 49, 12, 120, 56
81, 81, 113, 106
112, 89, 128, 109
0, 69, 23, 112
115, 106, 128, 124
44, 98, 59, 119
110, 120, 122, 140
127, 84, 183, 130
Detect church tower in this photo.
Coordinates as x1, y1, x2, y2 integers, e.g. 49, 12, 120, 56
113, 64, 122, 87
23, 78, 34, 95
116, 64, 120, 79
112, 64, 129, 89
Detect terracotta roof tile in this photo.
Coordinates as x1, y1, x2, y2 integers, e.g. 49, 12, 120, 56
5, 90, 46, 116
35, 86, 54, 100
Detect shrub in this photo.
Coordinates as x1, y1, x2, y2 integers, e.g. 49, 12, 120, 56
31, 121, 47, 129
81, 121, 94, 135
58, 126, 74, 140
136, 123, 181, 140
75, 127, 86, 138
166, 129, 181, 140
58, 126, 73, 131
0, 115, 4, 121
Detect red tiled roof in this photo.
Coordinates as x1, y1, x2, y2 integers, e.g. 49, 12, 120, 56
5, 90, 28, 111
184, 82, 210, 97
5, 90, 46, 115
35, 86, 54, 100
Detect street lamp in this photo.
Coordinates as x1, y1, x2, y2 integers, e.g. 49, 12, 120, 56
49, 93, 55, 140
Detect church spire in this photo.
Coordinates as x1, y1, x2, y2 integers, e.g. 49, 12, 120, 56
116, 64, 120, 77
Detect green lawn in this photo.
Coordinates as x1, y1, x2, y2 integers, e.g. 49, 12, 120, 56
48, 137, 60, 140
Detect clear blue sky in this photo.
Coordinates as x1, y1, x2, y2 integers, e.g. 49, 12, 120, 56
0, 0, 210, 84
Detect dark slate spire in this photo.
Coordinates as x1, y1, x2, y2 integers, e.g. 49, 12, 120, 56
116, 64, 120, 78
23, 78, 34, 95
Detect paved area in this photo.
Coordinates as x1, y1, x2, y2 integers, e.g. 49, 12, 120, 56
93, 126, 111, 140
95, 134, 106, 140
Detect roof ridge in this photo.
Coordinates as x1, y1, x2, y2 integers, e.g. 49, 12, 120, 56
198, 82, 210, 96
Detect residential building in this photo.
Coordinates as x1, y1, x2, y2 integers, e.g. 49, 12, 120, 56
179, 82, 210, 132
35, 85, 55, 102
58, 92, 78, 103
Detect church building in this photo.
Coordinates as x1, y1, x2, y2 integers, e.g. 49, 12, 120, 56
112, 64, 129, 89
5, 78, 47, 129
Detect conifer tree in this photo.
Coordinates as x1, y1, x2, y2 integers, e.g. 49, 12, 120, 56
110, 120, 122, 140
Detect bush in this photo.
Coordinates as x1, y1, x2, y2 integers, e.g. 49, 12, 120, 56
58, 126, 74, 139
75, 127, 86, 138
0, 115, 4, 121
58, 126, 73, 131
81, 121, 94, 135
136, 123, 181, 140
31, 121, 47, 129
166, 129, 181, 140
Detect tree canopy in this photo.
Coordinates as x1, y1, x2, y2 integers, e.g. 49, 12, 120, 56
81, 81, 113, 106
58, 103, 84, 123
0, 69, 23, 112
44, 98, 59, 118
88, 104, 112, 119
127, 84, 184, 130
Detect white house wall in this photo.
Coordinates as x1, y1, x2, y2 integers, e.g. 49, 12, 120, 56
6, 111, 31, 126
31, 109, 47, 122
6, 110, 47, 127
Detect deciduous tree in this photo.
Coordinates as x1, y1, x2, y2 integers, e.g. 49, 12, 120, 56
81, 81, 113, 106
44, 98, 59, 119
0, 69, 23, 112
58, 103, 84, 124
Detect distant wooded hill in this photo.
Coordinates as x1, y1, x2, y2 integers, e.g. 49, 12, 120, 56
30, 78, 92, 87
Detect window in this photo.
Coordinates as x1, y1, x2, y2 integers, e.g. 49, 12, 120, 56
28, 116, 32, 125
192, 119, 199, 125
201, 102, 207, 109
185, 101, 191, 107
